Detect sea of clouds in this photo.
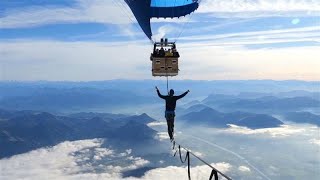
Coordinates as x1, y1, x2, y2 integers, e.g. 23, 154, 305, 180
0, 139, 237, 180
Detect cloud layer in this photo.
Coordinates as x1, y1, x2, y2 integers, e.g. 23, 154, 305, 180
0, 139, 236, 180
200, 0, 320, 17
1, 39, 319, 81
0, 139, 153, 180
309, 138, 320, 146
221, 124, 306, 137
0, 0, 131, 29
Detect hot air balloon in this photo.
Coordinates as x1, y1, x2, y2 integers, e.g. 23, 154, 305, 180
125, 0, 199, 40
125, 0, 200, 77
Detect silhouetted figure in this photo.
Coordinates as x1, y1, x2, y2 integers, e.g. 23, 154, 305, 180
156, 86, 189, 141
172, 43, 176, 50
156, 49, 159, 53
153, 43, 156, 54
159, 47, 165, 57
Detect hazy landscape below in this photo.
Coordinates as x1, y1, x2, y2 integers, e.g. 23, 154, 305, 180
0, 80, 319, 180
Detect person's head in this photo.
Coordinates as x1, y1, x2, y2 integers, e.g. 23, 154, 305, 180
169, 89, 174, 96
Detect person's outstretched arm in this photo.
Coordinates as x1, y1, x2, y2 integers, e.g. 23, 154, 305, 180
176, 90, 190, 100
156, 86, 165, 99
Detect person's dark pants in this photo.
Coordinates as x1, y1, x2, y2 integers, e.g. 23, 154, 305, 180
165, 111, 175, 140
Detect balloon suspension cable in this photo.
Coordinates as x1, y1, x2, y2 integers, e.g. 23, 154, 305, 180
174, 0, 204, 43
150, 37, 155, 45
166, 76, 169, 95
165, 57, 169, 94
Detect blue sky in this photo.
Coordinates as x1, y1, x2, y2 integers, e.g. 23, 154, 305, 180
0, 0, 319, 81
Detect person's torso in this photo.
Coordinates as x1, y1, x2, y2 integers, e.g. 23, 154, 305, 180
165, 96, 178, 111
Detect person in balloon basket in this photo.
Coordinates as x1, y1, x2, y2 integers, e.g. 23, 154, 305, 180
156, 86, 190, 141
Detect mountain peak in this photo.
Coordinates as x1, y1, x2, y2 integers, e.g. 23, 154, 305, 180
113, 120, 157, 141
199, 107, 220, 114
120, 113, 155, 125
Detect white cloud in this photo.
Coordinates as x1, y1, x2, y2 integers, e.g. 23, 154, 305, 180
221, 124, 306, 137
193, 151, 204, 158
125, 157, 150, 170
155, 132, 170, 141
0, 40, 151, 81
199, 0, 320, 18
148, 121, 167, 127
152, 24, 178, 40
0, 139, 150, 180
94, 148, 113, 158
179, 26, 320, 45
141, 162, 231, 180
0, 138, 233, 180
238, 165, 251, 172
179, 43, 320, 80
0, 38, 319, 81
309, 138, 320, 146
0, 0, 132, 29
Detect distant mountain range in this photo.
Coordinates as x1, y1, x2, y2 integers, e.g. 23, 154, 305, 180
179, 107, 284, 129
0, 87, 157, 111
182, 104, 211, 114
1, 81, 318, 114
221, 96, 319, 110
284, 112, 320, 126
1, 80, 318, 97
68, 112, 129, 120
0, 109, 156, 158
202, 94, 319, 111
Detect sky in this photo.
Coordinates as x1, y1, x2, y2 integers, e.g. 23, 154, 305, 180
0, 0, 319, 81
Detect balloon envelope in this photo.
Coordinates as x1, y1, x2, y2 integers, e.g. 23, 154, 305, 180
125, 0, 199, 39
